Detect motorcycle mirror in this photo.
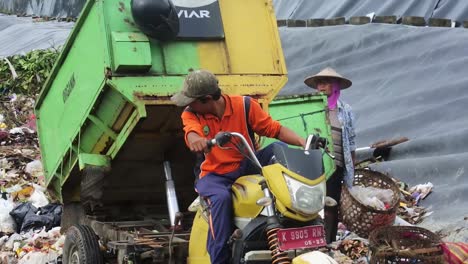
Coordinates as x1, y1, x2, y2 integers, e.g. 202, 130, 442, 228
256, 197, 273, 207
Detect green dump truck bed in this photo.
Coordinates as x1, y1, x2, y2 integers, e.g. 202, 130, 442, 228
265, 94, 335, 179
35, 0, 287, 211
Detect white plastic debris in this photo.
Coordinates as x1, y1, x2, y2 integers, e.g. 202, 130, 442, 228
18, 251, 59, 264
0, 235, 9, 248
4, 233, 22, 251
409, 182, 433, 200
25, 160, 43, 178
4, 59, 18, 80
394, 216, 413, 226
9, 127, 35, 134
28, 184, 49, 208
0, 199, 17, 234
293, 251, 338, 264
9, 93, 17, 102
349, 186, 394, 210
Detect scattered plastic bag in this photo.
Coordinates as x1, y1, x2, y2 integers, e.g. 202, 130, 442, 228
21, 211, 55, 233
9, 201, 62, 233
409, 182, 433, 205
28, 185, 49, 208
394, 215, 413, 226
25, 160, 43, 178
38, 204, 62, 228
18, 251, 59, 264
293, 251, 338, 264
9, 202, 38, 233
349, 186, 394, 210
4, 233, 22, 251
0, 199, 17, 234
9, 127, 35, 135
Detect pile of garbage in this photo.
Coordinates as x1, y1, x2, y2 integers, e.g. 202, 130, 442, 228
396, 181, 433, 224
0, 96, 64, 264
329, 236, 370, 264
0, 94, 36, 131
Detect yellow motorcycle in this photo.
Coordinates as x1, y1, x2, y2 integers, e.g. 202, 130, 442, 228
187, 132, 335, 264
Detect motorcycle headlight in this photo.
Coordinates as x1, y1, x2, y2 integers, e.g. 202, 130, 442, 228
283, 173, 326, 215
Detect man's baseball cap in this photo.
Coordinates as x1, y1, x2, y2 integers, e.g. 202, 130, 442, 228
171, 69, 220, 106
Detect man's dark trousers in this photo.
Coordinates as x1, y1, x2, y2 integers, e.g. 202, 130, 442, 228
194, 142, 283, 264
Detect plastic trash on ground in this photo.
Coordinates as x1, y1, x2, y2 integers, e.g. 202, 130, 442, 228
409, 182, 433, 205
28, 184, 49, 208
0, 199, 16, 234
18, 251, 59, 264
24, 161, 43, 179
292, 251, 338, 264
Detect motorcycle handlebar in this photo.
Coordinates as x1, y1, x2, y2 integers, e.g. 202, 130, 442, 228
206, 132, 263, 169
207, 132, 232, 149
206, 138, 217, 149
305, 134, 335, 159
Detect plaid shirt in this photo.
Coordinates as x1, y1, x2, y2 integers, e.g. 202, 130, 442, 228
337, 99, 356, 186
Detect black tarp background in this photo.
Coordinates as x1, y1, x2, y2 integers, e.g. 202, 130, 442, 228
273, 0, 468, 23
278, 24, 468, 236
0, 14, 72, 58
0, 0, 85, 18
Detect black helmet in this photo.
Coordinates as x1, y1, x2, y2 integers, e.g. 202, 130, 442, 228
131, 0, 180, 41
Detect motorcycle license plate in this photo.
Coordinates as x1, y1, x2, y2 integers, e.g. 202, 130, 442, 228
277, 225, 326, 251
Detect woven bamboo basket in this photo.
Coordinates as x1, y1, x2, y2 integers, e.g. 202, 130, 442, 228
340, 169, 400, 238
369, 226, 445, 264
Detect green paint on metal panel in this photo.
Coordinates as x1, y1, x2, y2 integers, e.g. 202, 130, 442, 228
162, 42, 200, 74
106, 109, 141, 159
78, 153, 111, 170
149, 39, 164, 74
36, 0, 95, 107
36, 0, 201, 191
265, 94, 336, 179
111, 32, 152, 72
149, 39, 165, 75
109, 76, 186, 102
112, 32, 149, 42
88, 115, 118, 140
102, 0, 198, 75
94, 87, 128, 129
36, 4, 107, 185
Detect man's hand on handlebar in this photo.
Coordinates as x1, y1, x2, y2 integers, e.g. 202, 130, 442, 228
187, 132, 210, 153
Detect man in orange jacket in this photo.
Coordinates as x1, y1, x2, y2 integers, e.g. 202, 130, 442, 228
171, 69, 305, 264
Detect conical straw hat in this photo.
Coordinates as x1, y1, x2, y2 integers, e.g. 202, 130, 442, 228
304, 67, 352, 89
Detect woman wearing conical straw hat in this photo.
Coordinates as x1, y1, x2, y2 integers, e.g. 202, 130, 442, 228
304, 67, 356, 244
